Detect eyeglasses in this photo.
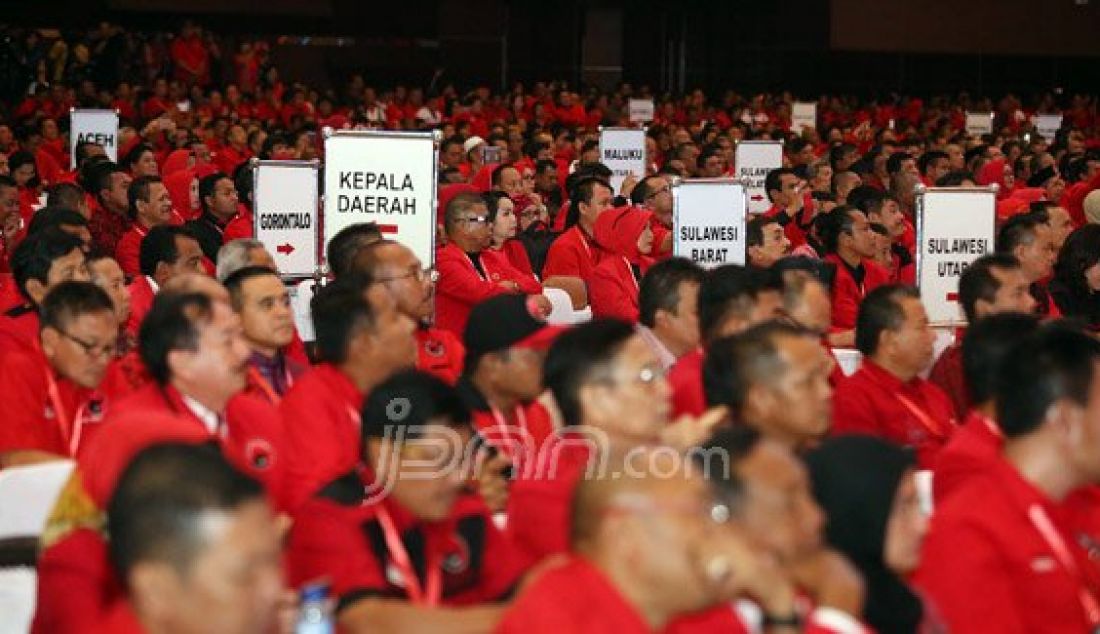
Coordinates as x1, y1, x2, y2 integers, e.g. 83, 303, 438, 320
645, 186, 671, 199
57, 329, 115, 359
599, 363, 667, 387
608, 496, 732, 526
377, 267, 439, 284
457, 216, 491, 226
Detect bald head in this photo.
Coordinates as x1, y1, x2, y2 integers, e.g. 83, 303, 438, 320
162, 273, 230, 304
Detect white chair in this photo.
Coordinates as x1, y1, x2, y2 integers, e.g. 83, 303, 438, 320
831, 348, 863, 377
543, 287, 592, 325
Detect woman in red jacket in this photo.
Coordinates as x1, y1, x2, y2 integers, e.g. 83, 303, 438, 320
435, 192, 547, 334
483, 190, 537, 280
588, 206, 655, 322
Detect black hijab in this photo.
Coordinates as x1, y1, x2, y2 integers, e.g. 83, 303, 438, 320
805, 436, 923, 634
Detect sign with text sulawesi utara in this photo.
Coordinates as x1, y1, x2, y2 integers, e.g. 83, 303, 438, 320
70, 109, 119, 166
599, 127, 646, 195
673, 178, 748, 267
915, 187, 996, 325
252, 160, 320, 278
735, 140, 783, 214
323, 130, 439, 267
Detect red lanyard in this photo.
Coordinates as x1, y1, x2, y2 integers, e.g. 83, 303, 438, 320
1027, 504, 1100, 626
375, 505, 442, 606
247, 365, 293, 405
44, 369, 86, 456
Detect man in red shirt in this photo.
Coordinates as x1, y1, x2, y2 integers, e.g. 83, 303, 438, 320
849, 187, 913, 284
286, 371, 524, 632
115, 176, 173, 277
1, 229, 90, 358
0, 282, 116, 467
125, 225, 206, 337
763, 168, 815, 248
832, 284, 956, 469
500, 451, 739, 633
917, 326, 1100, 633
170, 21, 211, 86
542, 176, 613, 283
928, 254, 1037, 419
224, 266, 306, 405
933, 313, 1040, 503
86, 163, 133, 257
818, 205, 891, 345
185, 172, 239, 262
746, 215, 792, 269
636, 257, 705, 371
703, 321, 834, 450
98, 443, 283, 633
997, 211, 1059, 317
351, 240, 464, 384
279, 275, 416, 510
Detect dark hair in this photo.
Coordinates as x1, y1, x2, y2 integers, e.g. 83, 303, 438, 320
361, 370, 471, 443
963, 313, 1040, 407
0, 174, 15, 191
997, 212, 1044, 254
936, 170, 976, 187
223, 265, 282, 312
1053, 225, 1100, 302
815, 205, 861, 254
746, 215, 780, 249
996, 324, 1100, 438
120, 143, 155, 172
703, 321, 813, 415
697, 144, 722, 168
198, 172, 230, 215
139, 292, 213, 385
764, 167, 796, 202
310, 275, 377, 365
638, 257, 705, 328
855, 284, 920, 356
8, 150, 37, 184
958, 253, 1023, 323
45, 182, 86, 212
829, 143, 858, 171
127, 175, 164, 222
88, 162, 128, 201
73, 141, 101, 168
40, 281, 114, 332
885, 152, 912, 176
697, 265, 780, 344
629, 175, 665, 206
26, 205, 88, 237
481, 190, 512, 224
846, 186, 884, 216
11, 228, 85, 303
564, 175, 612, 229
543, 319, 635, 427
326, 222, 382, 279
108, 443, 264, 587
139, 225, 197, 278
918, 150, 949, 176
490, 162, 517, 190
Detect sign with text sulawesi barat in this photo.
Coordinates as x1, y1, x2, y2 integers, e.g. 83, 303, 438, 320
323, 130, 439, 267
252, 160, 320, 278
673, 178, 748, 267
69, 109, 119, 166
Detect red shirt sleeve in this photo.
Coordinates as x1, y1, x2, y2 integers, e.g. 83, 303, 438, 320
286, 500, 387, 600
114, 231, 142, 278
32, 529, 120, 634
542, 234, 584, 279
830, 375, 883, 438
0, 352, 64, 456
588, 260, 639, 323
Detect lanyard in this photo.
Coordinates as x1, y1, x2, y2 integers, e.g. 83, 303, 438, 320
489, 405, 528, 461
623, 257, 640, 291
44, 368, 84, 455
247, 365, 293, 405
866, 370, 950, 439
134, 223, 149, 239
1027, 504, 1100, 626
375, 505, 442, 606
978, 413, 1003, 439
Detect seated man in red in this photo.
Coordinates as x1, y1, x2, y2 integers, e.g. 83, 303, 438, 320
223, 266, 307, 405
917, 326, 1100, 633
286, 370, 524, 633
351, 239, 465, 385
125, 225, 206, 337
928, 254, 1037, 419
832, 284, 956, 469
0, 228, 89, 358
933, 313, 1040, 503
996, 211, 1058, 317
0, 281, 116, 467
279, 274, 416, 510
115, 176, 174, 277
435, 192, 545, 335
98, 443, 285, 634
542, 176, 614, 282
500, 450, 741, 634
635, 257, 705, 371
762, 167, 815, 248
816, 205, 890, 347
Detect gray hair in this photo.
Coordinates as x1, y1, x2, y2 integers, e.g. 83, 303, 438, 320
216, 238, 266, 282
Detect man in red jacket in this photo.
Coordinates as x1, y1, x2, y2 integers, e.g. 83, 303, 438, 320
917, 326, 1100, 633
86, 163, 132, 257
818, 205, 890, 345
97, 443, 283, 633
125, 225, 206, 337
763, 167, 815, 248
997, 211, 1059, 317
115, 176, 173, 277
542, 176, 614, 283
0, 281, 116, 467
278, 276, 416, 510
832, 284, 956, 469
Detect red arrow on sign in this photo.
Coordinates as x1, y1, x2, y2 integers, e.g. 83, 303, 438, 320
378, 224, 399, 234
750, 194, 764, 201
276, 243, 295, 255
946, 292, 959, 302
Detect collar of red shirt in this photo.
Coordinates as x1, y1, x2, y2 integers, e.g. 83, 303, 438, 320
860, 358, 924, 392
310, 363, 364, 408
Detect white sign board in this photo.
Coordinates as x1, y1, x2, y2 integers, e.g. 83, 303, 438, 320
252, 160, 320, 278
69, 109, 119, 166
628, 99, 655, 124
735, 141, 783, 214
323, 130, 439, 267
792, 102, 817, 134
599, 128, 647, 195
1035, 114, 1063, 140
965, 112, 994, 137
672, 178, 747, 267
916, 188, 997, 325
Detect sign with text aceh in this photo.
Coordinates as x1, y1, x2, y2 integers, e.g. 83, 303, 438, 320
323, 129, 439, 267
69, 109, 119, 166
252, 159, 320, 278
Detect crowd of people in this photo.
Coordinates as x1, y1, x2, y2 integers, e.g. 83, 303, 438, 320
5, 18, 1100, 634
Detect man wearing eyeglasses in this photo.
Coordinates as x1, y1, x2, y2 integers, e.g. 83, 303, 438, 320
351, 239, 465, 386
0, 281, 115, 467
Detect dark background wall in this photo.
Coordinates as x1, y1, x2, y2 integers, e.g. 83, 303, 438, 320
8, 0, 1100, 97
